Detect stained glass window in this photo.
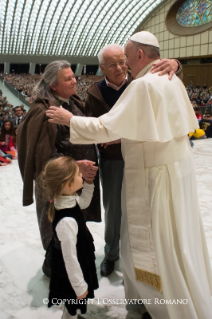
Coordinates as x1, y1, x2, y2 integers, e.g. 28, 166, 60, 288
176, 0, 212, 27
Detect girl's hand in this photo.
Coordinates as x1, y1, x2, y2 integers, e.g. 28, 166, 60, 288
77, 289, 88, 299
1, 141, 5, 145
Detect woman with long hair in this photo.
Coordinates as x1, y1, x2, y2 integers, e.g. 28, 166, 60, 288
0, 120, 14, 157
9, 125, 18, 158
17, 60, 101, 278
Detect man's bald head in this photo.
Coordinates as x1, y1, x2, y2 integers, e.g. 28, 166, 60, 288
98, 44, 128, 87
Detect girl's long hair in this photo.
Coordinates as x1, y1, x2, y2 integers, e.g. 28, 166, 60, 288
0, 119, 14, 141
38, 157, 78, 222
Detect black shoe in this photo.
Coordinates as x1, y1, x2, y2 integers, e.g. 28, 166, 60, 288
42, 258, 51, 277
100, 259, 115, 277
142, 312, 152, 319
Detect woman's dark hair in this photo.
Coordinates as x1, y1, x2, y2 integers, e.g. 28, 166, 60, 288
12, 125, 18, 147
0, 119, 14, 141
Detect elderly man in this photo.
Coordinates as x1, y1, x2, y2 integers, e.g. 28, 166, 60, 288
85, 44, 182, 277
47, 32, 212, 319
17, 60, 100, 277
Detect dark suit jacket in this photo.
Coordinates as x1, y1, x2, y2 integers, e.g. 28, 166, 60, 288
12, 115, 25, 126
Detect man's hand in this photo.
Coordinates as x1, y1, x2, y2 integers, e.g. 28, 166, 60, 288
77, 289, 88, 300
77, 160, 98, 180
100, 139, 121, 149
46, 105, 73, 126
151, 59, 179, 80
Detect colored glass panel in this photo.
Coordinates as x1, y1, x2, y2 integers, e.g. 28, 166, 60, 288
176, 0, 212, 27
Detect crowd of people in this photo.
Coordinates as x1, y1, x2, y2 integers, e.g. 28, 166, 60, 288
76, 76, 103, 101
186, 82, 212, 108
2, 73, 212, 109
0, 101, 24, 165
3, 73, 42, 103
0, 93, 27, 125
2, 73, 103, 104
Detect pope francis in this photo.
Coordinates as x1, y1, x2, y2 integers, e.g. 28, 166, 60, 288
46, 32, 212, 319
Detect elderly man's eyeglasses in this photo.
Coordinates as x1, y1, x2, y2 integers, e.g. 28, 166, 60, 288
101, 60, 127, 70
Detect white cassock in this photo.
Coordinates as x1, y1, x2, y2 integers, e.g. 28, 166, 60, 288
69, 61, 212, 319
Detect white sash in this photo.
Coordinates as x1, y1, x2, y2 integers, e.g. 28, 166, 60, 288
122, 140, 162, 292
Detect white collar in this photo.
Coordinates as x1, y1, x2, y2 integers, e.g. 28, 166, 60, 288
54, 94, 69, 103
105, 74, 128, 91
54, 195, 78, 210
136, 59, 160, 79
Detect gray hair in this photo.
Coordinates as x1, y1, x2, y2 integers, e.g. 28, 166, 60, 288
98, 44, 124, 64
32, 60, 70, 105
130, 40, 160, 59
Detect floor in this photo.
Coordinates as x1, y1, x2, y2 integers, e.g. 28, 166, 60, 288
0, 139, 212, 319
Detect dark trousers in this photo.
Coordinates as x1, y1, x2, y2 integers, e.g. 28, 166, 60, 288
99, 156, 124, 261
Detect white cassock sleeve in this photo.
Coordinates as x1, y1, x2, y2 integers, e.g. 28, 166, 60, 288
69, 73, 198, 144
70, 116, 120, 144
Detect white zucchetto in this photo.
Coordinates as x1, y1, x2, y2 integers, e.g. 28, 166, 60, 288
130, 31, 160, 48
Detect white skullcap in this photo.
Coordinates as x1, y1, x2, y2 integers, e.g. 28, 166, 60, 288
130, 31, 160, 48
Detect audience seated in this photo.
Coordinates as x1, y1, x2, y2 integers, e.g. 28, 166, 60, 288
194, 106, 203, 120
76, 75, 103, 101
0, 120, 14, 159
186, 84, 212, 110
199, 111, 212, 138
4, 73, 42, 103
0, 149, 12, 166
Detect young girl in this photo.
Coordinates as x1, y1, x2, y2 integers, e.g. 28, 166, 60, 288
39, 156, 99, 319
0, 120, 14, 155
9, 125, 18, 158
